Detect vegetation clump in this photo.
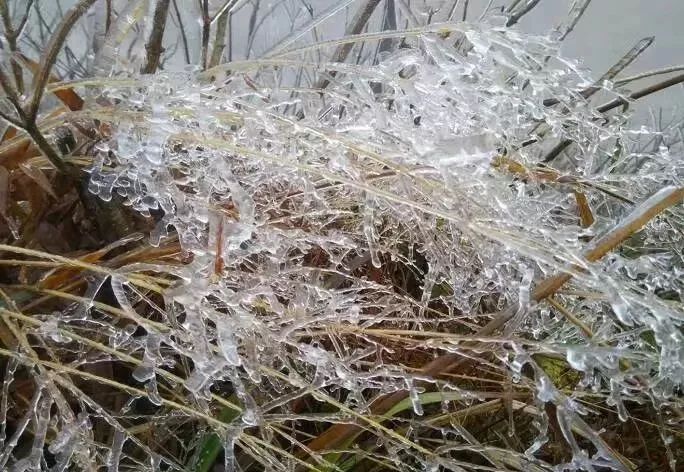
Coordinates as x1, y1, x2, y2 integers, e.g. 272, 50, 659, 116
0, 1, 682, 471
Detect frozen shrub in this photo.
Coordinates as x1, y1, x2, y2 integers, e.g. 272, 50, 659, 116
0, 1, 682, 471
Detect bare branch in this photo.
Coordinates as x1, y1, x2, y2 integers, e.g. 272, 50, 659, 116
543, 36, 654, 107
26, 0, 98, 121
554, 0, 592, 42
315, 0, 382, 89
615, 65, 684, 86
0, 0, 35, 94
200, 0, 210, 69
506, 0, 542, 27
105, 0, 112, 34
0, 65, 25, 116
506, 0, 525, 12
211, 0, 239, 24
209, 2, 231, 68
598, 73, 684, 113
542, 73, 684, 162
172, 0, 191, 64
22, 120, 69, 173
447, 0, 463, 21
14, 0, 35, 37
587, 36, 654, 97
141, 0, 171, 74
0, 108, 22, 128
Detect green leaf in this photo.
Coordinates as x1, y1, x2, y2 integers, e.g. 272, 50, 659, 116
189, 396, 240, 472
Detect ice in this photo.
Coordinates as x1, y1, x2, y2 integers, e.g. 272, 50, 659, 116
5, 3, 682, 471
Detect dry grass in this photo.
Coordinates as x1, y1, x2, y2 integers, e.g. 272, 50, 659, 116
0, 1, 683, 471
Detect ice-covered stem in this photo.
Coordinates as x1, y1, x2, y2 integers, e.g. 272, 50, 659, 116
533, 186, 684, 300
597, 73, 684, 113
315, 0, 382, 89
544, 73, 684, 162
172, 0, 191, 64
506, 0, 542, 27
141, 0, 171, 74
543, 35, 654, 107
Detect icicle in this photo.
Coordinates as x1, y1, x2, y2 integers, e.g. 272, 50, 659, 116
406, 378, 424, 416
363, 196, 382, 268
106, 429, 126, 472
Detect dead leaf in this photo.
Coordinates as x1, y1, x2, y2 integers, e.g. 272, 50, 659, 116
18, 53, 84, 111
19, 162, 57, 199
574, 190, 595, 228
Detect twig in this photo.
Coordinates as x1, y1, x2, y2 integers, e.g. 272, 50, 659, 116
0, 1, 94, 174
0, 66, 26, 118
541, 138, 573, 163
263, 0, 357, 58
554, 0, 592, 42
209, 10, 230, 68
547, 296, 593, 338
447, 0, 462, 21
478, 0, 495, 21
200, 0, 210, 70
544, 37, 653, 107
13, 0, 34, 37
22, 120, 69, 173
315, 0, 382, 89
0, 0, 35, 94
0, 109, 21, 128
141, 0, 171, 74
597, 73, 684, 113
533, 186, 683, 299
172, 0, 191, 64
26, 0, 98, 122
583, 36, 654, 100
506, 0, 541, 27
615, 65, 684, 86
105, 0, 112, 34
245, 0, 261, 59
211, 0, 239, 24
506, 0, 525, 12
541, 73, 684, 162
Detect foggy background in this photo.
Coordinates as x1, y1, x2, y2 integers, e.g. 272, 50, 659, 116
21, 1, 684, 122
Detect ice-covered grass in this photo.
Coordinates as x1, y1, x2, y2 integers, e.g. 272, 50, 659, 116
0, 1, 683, 471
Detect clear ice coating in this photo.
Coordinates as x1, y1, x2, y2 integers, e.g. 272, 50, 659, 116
2, 2, 683, 471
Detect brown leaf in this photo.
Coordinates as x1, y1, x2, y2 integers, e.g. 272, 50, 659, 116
0, 136, 37, 168
574, 190, 595, 228
19, 162, 58, 199
17, 53, 84, 111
